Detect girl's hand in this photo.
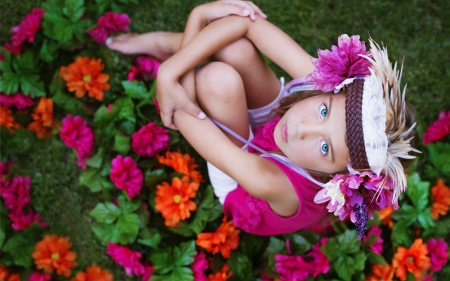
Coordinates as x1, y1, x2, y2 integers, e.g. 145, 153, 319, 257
196, 1, 267, 24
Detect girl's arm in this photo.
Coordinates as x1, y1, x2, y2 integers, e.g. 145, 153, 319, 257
157, 15, 314, 127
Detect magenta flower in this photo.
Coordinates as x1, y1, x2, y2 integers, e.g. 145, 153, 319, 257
60, 114, 94, 169
5, 8, 44, 55
128, 56, 161, 81
141, 262, 154, 281
131, 122, 169, 157
9, 210, 47, 230
275, 254, 310, 281
106, 242, 145, 276
422, 111, 450, 145
0, 93, 34, 109
88, 12, 131, 44
363, 225, 383, 255
28, 271, 52, 281
305, 238, 330, 277
191, 251, 208, 281
306, 34, 372, 92
110, 155, 143, 199
426, 238, 448, 272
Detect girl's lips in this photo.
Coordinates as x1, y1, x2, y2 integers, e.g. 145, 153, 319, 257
281, 123, 288, 143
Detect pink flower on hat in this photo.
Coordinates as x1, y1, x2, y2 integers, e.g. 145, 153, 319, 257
422, 111, 450, 145
5, 8, 44, 55
60, 114, 94, 169
110, 155, 143, 199
88, 12, 131, 44
0, 93, 34, 109
426, 238, 448, 272
106, 242, 145, 276
306, 34, 372, 92
131, 122, 169, 157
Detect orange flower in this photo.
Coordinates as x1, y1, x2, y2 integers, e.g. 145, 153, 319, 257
380, 206, 394, 229
32, 234, 77, 277
365, 263, 395, 281
59, 57, 110, 101
0, 106, 21, 133
0, 265, 20, 281
430, 178, 450, 220
157, 151, 203, 183
393, 239, 430, 281
196, 217, 240, 259
155, 176, 199, 227
208, 264, 233, 281
6, 274, 20, 281
71, 264, 113, 281
27, 97, 59, 139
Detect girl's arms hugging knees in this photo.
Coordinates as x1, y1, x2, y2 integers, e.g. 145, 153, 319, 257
156, 1, 314, 216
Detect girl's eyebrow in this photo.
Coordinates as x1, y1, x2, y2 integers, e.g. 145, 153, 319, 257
327, 96, 335, 163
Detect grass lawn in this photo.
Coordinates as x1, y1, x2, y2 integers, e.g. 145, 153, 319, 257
1, 0, 449, 280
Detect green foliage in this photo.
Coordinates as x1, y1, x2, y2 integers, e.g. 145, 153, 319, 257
426, 142, 450, 181
150, 241, 196, 281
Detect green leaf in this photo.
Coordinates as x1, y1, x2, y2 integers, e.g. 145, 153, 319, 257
117, 120, 135, 135
39, 39, 59, 62
174, 241, 196, 267
52, 90, 84, 114
427, 142, 450, 177
189, 185, 223, 234
94, 104, 117, 129
116, 213, 140, 236
392, 219, 413, 247
150, 248, 174, 274
228, 251, 253, 280
321, 237, 338, 261
352, 251, 367, 271
286, 233, 312, 255
0, 215, 7, 250
20, 75, 46, 97
91, 222, 116, 245
336, 230, 359, 254
417, 210, 435, 229
118, 195, 140, 214
138, 227, 161, 248
0, 73, 20, 94
367, 251, 386, 266
334, 255, 355, 281
117, 98, 136, 123
79, 167, 113, 192
111, 226, 137, 245
171, 266, 193, 281
86, 148, 105, 169
89, 202, 121, 224
265, 237, 286, 275
405, 173, 430, 210
392, 204, 419, 226
63, 0, 85, 22
113, 133, 130, 155
122, 80, 151, 100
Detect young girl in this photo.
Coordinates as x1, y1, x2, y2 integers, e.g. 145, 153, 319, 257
107, 1, 419, 236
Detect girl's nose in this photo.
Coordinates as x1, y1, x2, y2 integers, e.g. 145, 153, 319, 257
298, 121, 320, 140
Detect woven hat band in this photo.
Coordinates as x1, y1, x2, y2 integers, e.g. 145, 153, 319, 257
345, 79, 370, 170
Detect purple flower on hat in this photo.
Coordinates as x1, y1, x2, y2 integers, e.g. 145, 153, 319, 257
306, 34, 372, 92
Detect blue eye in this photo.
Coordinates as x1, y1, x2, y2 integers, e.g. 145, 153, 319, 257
320, 141, 329, 155
320, 104, 328, 117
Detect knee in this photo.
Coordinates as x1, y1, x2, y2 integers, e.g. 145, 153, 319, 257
196, 62, 244, 102
214, 38, 258, 66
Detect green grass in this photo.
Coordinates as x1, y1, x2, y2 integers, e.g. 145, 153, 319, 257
1, 0, 449, 280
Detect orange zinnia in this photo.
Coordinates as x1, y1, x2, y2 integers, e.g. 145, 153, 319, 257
32, 234, 78, 277
59, 57, 110, 101
71, 264, 113, 281
27, 97, 59, 139
155, 176, 199, 227
379, 206, 394, 229
157, 151, 203, 183
0, 106, 21, 133
208, 264, 233, 281
0, 265, 21, 281
365, 263, 395, 281
430, 178, 450, 220
393, 239, 430, 281
196, 217, 240, 259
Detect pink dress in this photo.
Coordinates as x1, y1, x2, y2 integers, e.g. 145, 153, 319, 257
222, 117, 329, 235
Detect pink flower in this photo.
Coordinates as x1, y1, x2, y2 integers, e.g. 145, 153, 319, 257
1, 176, 30, 212
141, 262, 154, 281
60, 114, 94, 169
106, 242, 145, 276
29, 271, 52, 281
305, 238, 329, 277
275, 254, 310, 281
128, 56, 161, 81
306, 34, 372, 92
424, 274, 433, 281
131, 122, 169, 157
5, 8, 44, 55
259, 272, 276, 281
9, 209, 47, 230
88, 12, 131, 44
110, 155, 143, 199
363, 225, 383, 255
249, 117, 280, 152
422, 111, 450, 145
191, 251, 208, 281
0, 93, 34, 109
426, 238, 448, 272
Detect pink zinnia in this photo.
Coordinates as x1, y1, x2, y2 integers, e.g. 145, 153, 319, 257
141, 262, 154, 281
426, 238, 448, 272
0, 93, 34, 109
106, 242, 145, 276
28, 271, 52, 281
88, 12, 131, 44
1, 175, 30, 212
191, 251, 208, 281
131, 122, 169, 157
128, 56, 161, 81
60, 114, 94, 169
5, 8, 44, 55
306, 34, 372, 92
363, 225, 383, 255
305, 238, 330, 277
110, 155, 143, 199
422, 111, 450, 145
9, 209, 47, 230
275, 254, 310, 281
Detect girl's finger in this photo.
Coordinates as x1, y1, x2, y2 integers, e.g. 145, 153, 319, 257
248, 1, 267, 18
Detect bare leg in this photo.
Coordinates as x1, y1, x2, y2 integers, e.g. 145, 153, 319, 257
106, 32, 280, 109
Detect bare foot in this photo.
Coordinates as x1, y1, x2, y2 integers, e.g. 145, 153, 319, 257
106, 32, 183, 61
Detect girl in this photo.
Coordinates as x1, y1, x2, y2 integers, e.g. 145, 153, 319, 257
107, 1, 419, 236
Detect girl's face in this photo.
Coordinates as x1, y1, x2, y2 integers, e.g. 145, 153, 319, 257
274, 93, 349, 174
